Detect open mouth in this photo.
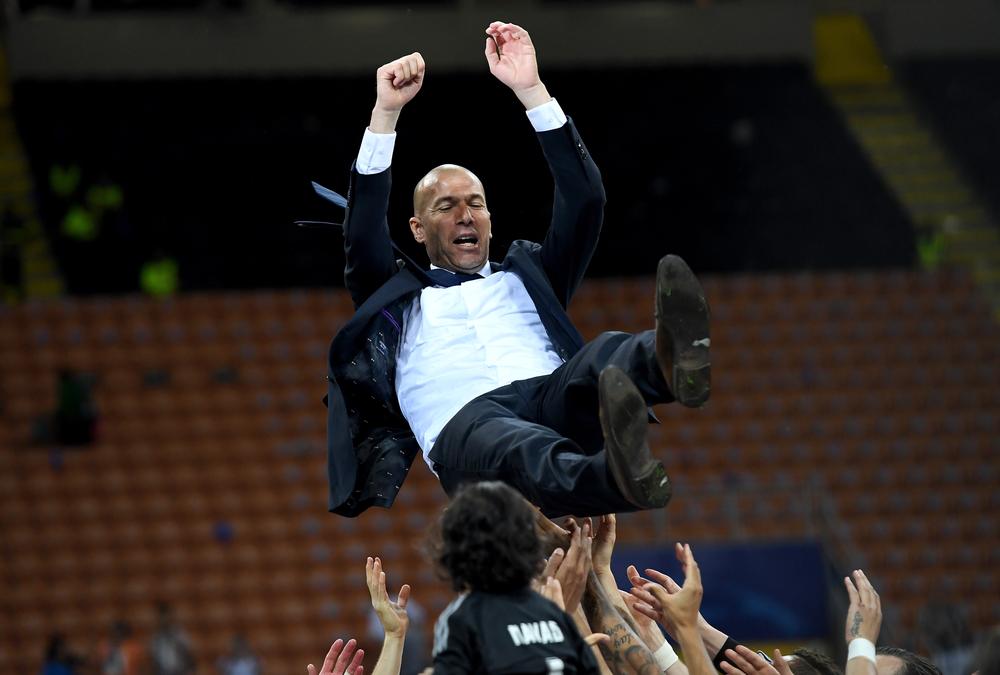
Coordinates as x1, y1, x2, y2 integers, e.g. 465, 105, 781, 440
453, 234, 479, 249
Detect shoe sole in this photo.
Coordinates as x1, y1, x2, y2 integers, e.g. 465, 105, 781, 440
598, 366, 672, 509
656, 255, 711, 407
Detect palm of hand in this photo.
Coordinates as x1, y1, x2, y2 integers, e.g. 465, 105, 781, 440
490, 40, 539, 91
377, 598, 409, 635
657, 585, 701, 628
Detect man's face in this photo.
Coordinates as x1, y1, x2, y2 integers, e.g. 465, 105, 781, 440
410, 168, 492, 273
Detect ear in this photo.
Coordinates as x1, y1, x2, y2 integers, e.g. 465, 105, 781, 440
409, 216, 425, 243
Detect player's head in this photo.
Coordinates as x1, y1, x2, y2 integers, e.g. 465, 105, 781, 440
788, 648, 843, 675
410, 164, 492, 274
875, 647, 941, 675
433, 481, 541, 593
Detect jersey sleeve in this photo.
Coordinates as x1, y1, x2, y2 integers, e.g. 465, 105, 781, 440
432, 607, 480, 674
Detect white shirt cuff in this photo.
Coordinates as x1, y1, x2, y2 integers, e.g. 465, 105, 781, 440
356, 128, 397, 175
525, 98, 567, 132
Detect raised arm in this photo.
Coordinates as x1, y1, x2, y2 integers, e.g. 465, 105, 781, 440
484, 21, 605, 306
365, 556, 411, 675
343, 52, 425, 307
629, 544, 716, 675
843, 570, 881, 675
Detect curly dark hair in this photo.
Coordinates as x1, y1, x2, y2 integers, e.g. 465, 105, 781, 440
433, 481, 543, 594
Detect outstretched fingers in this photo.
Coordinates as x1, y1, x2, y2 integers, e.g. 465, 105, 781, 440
855, 569, 879, 609
644, 567, 680, 593
320, 639, 345, 675
334, 639, 362, 675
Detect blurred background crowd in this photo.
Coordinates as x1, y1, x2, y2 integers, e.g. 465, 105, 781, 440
0, 0, 997, 674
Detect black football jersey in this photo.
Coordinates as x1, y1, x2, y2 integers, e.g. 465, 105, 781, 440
432, 588, 599, 674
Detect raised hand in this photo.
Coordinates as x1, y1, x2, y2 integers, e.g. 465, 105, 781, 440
549, 520, 592, 615
307, 638, 365, 675
844, 569, 881, 644
627, 546, 711, 639
631, 543, 703, 630
484, 21, 551, 109
539, 576, 566, 611
592, 514, 616, 574
720, 645, 781, 675
366, 556, 411, 638
370, 52, 425, 132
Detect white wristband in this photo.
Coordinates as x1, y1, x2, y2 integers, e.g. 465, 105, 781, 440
848, 638, 876, 664
653, 641, 679, 671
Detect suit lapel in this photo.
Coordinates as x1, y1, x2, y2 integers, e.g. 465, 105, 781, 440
331, 268, 423, 361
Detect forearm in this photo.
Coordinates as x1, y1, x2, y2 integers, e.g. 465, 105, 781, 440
342, 166, 397, 307
371, 634, 405, 675
596, 570, 631, 619
666, 660, 690, 675
369, 107, 401, 134
700, 624, 730, 660
583, 572, 660, 675
536, 118, 606, 306
673, 626, 714, 675
515, 82, 552, 110
573, 606, 612, 675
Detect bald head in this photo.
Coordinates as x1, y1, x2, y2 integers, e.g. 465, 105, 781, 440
407, 163, 492, 273
413, 164, 485, 215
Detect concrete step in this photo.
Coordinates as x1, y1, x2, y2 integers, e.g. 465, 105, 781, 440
882, 170, 959, 187
852, 130, 933, 148
830, 89, 906, 108
897, 187, 974, 206
867, 148, 947, 166
847, 113, 922, 132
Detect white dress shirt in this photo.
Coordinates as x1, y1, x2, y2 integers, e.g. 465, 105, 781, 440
355, 99, 569, 469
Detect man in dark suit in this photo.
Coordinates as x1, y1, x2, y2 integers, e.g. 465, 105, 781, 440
323, 21, 711, 518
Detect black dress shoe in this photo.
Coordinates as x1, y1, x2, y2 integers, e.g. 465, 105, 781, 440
598, 366, 672, 510
655, 254, 711, 408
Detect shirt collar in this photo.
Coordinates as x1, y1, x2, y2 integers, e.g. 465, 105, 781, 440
429, 261, 493, 278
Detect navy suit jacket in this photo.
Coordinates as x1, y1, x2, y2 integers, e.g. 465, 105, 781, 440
325, 118, 605, 516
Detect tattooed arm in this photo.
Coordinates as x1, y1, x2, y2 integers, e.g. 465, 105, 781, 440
583, 570, 661, 675
844, 570, 881, 675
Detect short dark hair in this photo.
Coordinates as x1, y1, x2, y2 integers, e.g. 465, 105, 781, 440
876, 646, 942, 675
434, 481, 542, 594
790, 648, 843, 675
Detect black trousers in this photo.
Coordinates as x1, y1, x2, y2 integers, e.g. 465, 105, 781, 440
429, 331, 673, 517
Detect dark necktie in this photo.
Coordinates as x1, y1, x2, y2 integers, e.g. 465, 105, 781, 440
427, 268, 484, 288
